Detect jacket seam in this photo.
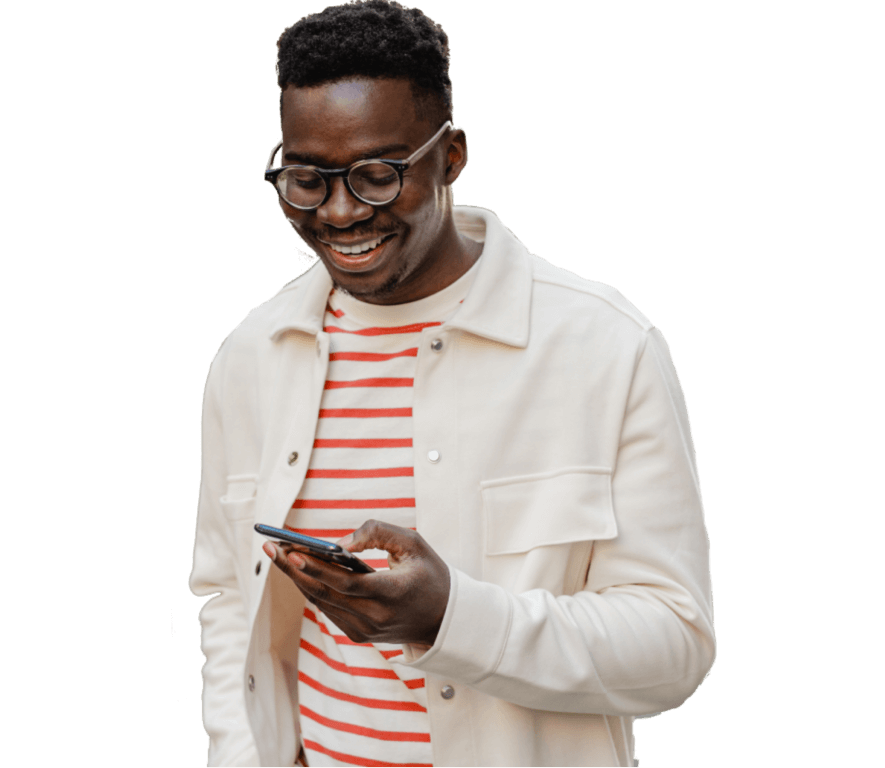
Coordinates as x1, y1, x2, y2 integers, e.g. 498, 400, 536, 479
476, 591, 514, 682
532, 275, 651, 331
610, 328, 651, 481
479, 464, 612, 490
649, 329, 701, 495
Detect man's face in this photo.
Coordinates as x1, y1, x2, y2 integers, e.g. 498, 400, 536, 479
280, 78, 464, 304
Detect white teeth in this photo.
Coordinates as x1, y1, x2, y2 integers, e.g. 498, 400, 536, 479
327, 236, 383, 255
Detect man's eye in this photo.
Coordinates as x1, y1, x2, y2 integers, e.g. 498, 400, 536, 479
284, 169, 323, 189
364, 173, 397, 187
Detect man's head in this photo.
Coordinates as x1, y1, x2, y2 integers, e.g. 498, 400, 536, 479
277, 0, 452, 124
273, 1, 476, 305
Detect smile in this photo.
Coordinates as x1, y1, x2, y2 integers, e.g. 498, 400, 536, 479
316, 233, 398, 272
320, 235, 389, 255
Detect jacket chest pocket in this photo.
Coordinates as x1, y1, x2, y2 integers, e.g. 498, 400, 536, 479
479, 466, 616, 594
220, 475, 258, 593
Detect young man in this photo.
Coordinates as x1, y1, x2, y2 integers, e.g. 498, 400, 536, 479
190, 2, 715, 765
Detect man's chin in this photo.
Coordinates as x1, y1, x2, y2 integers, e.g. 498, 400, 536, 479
283, 211, 406, 304
331, 261, 410, 305
332, 275, 399, 303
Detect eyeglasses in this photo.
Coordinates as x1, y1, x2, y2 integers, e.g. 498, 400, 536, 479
265, 120, 453, 210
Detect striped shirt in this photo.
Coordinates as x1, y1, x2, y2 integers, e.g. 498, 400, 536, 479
284, 260, 479, 767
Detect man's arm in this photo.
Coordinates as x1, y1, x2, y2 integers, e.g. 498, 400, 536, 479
190, 348, 261, 766
411, 326, 715, 714
266, 326, 715, 715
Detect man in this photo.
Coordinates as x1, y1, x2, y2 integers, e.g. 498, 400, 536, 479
190, 1, 715, 765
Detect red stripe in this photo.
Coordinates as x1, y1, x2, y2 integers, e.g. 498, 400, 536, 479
287, 525, 416, 535
314, 438, 413, 448
300, 639, 400, 679
300, 705, 431, 742
293, 498, 415, 509
299, 671, 427, 712
320, 407, 412, 418
306, 467, 413, 479
364, 558, 389, 569
326, 305, 345, 318
325, 377, 413, 389
330, 348, 418, 362
324, 321, 441, 336
303, 739, 432, 768
301, 640, 426, 690
303, 607, 370, 646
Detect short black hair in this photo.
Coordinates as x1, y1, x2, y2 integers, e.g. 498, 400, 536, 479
277, 0, 452, 123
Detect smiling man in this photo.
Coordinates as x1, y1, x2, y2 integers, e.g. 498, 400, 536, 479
190, 2, 715, 766
273, 76, 481, 304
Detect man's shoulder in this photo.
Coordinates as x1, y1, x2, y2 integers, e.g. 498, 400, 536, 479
234, 273, 306, 336
210, 267, 316, 366
527, 253, 653, 333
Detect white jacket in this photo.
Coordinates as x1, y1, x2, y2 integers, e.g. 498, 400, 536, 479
190, 207, 715, 767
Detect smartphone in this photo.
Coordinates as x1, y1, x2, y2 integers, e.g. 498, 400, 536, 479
254, 523, 375, 574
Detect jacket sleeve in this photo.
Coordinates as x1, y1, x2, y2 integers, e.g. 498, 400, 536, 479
405, 327, 716, 716
189, 346, 261, 766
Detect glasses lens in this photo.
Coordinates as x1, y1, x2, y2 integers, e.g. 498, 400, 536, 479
274, 163, 401, 208
349, 162, 401, 205
277, 168, 327, 209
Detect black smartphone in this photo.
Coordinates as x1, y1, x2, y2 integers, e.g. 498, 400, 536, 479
254, 523, 375, 574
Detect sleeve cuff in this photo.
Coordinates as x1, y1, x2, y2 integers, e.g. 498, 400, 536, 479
392, 566, 513, 683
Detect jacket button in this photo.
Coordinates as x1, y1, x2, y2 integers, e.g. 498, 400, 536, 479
255, 561, 261, 575
440, 685, 455, 699
248, 675, 255, 692
430, 338, 443, 351
288, 451, 299, 466
427, 450, 441, 463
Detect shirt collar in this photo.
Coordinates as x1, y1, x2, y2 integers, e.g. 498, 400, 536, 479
269, 206, 532, 348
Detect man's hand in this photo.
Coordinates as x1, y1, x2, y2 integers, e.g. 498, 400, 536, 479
262, 520, 450, 648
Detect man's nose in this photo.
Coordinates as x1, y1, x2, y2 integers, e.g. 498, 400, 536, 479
316, 176, 374, 229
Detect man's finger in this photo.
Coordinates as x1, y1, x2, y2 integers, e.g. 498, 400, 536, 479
343, 519, 424, 561
263, 543, 339, 599
287, 550, 376, 597
308, 598, 376, 644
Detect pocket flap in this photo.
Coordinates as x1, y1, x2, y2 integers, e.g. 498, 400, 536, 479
222, 474, 258, 502
480, 466, 616, 555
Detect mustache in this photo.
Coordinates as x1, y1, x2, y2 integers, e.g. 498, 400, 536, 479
290, 220, 398, 243
305, 227, 396, 242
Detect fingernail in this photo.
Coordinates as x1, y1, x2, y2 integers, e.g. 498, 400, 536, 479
263, 542, 277, 558
288, 552, 305, 570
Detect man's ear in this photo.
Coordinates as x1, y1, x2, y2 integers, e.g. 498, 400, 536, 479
444, 129, 468, 185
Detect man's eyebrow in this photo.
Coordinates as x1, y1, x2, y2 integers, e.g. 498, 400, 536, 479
283, 144, 412, 166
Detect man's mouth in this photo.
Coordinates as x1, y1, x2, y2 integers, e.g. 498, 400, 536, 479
317, 233, 397, 270
322, 235, 388, 255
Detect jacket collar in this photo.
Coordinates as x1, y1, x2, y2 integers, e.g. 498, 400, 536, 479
269, 206, 532, 348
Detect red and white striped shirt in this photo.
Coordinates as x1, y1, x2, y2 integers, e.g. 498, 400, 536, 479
284, 260, 479, 767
